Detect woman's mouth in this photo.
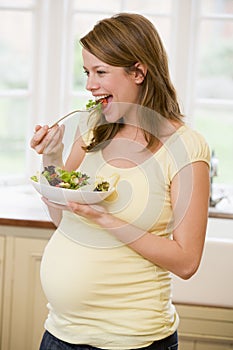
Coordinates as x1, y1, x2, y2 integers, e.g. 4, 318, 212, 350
95, 95, 112, 107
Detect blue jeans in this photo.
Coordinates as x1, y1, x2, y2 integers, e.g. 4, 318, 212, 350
39, 330, 178, 350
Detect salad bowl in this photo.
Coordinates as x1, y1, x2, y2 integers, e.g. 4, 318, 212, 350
30, 166, 118, 205
30, 180, 115, 205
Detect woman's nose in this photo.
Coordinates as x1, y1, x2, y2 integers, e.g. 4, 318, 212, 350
86, 75, 99, 91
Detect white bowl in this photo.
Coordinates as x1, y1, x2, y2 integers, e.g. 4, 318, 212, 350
30, 180, 115, 205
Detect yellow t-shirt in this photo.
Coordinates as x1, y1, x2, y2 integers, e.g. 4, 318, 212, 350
40, 121, 210, 349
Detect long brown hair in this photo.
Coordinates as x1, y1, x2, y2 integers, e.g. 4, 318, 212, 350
80, 13, 183, 151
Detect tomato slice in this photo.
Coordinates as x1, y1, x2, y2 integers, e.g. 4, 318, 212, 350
101, 97, 108, 105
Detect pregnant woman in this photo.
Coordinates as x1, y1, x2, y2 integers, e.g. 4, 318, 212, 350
30, 13, 210, 350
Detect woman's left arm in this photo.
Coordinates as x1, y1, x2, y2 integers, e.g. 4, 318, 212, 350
68, 161, 210, 280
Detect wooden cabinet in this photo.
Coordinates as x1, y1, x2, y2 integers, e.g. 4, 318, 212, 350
176, 304, 233, 349
0, 226, 232, 350
0, 226, 53, 350
0, 236, 5, 344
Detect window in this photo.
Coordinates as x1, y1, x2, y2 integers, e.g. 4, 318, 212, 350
0, 0, 34, 182
0, 0, 232, 189
193, 0, 233, 185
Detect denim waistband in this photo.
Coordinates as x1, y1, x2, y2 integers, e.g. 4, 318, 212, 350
39, 330, 178, 350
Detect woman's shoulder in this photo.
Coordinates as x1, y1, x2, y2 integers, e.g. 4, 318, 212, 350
163, 121, 209, 153
178, 123, 210, 154
165, 123, 211, 180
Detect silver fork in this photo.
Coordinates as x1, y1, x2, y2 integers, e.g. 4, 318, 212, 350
49, 106, 97, 129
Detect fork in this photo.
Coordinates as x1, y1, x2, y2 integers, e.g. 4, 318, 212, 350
49, 106, 98, 129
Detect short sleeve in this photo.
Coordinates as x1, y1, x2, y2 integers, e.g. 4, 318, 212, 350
167, 126, 211, 181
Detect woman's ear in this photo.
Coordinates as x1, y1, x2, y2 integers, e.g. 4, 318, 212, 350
134, 62, 147, 84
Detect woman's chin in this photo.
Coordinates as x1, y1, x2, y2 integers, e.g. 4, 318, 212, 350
102, 102, 121, 123
102, 101, 137, 124
104, 112, 122, 124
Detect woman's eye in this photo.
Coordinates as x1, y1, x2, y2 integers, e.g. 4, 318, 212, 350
97, 70, 106, 75
83, 69, 107, 77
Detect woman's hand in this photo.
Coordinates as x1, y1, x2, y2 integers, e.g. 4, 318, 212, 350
41, 196, 108, 225
30, 124, 65, 167
30, 124, 65, 155
41, 196, 65, 227
68, 201, 108, 222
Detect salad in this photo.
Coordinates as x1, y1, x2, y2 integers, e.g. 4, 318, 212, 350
85, 99, 100, 110
31, 165, 110, 192
85, 96, 109, 110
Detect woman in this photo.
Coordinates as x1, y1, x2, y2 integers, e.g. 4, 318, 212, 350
31, 13, 210, 350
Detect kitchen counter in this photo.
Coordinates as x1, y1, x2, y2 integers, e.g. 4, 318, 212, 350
0, 185, 55, 229
208, 183, 233, 219
208, 206, 233, 219
0, 184, 233, 228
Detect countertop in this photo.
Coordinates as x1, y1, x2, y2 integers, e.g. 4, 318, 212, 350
0, 185, 55, 229
0, 184, 232, 228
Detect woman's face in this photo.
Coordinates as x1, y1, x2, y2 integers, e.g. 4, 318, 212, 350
82, 49, 142, 123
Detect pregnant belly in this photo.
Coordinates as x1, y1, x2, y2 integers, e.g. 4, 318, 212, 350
40, 231, 106, 311
40, 230, 164, 315
40, 228, 177, 344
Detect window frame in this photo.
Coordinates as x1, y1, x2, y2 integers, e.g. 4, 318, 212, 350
0, 0, 232, 187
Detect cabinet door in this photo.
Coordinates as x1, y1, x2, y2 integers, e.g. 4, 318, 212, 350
0, 236, 5, 343
1, 236, 48, 350
176, 304, 233, 350
178, 339, 195, 350
194, 342, 233, 350
179, 339, 233, 350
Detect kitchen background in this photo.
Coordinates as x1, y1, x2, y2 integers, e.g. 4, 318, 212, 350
0, 1, 232, 350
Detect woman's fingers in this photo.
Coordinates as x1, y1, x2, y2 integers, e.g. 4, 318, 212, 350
41, 196, 68, 210
34, 124, 42, 132
43, 125, 65, 154
68, 202, 107, 219
30, 125, 64, 155
30, 125, 49, 150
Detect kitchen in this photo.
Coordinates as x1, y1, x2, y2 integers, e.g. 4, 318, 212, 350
0, 1, 233, 349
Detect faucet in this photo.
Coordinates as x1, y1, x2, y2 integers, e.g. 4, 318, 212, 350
209, 150, 226, 207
